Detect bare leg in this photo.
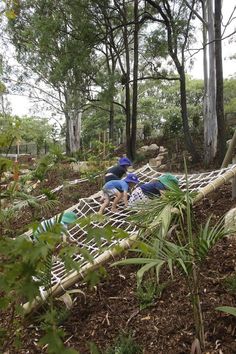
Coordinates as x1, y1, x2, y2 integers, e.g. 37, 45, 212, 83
111, 192, 123, 213
98, 197, 110, 214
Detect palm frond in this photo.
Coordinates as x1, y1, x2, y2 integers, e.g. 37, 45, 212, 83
196, 216, 230, 261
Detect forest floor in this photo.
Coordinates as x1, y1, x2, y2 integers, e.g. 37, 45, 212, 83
2, 158, 236, 353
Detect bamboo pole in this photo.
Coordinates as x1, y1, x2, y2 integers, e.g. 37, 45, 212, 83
23, 233, 138, 315
194, 164, 236, 203
232, 156, 236, 199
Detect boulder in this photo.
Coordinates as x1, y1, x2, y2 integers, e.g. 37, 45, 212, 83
155, 155, 164, 161
224, 207, 236, 237
20, 169, 31, 175
158, 164, 167, 171
139, 145, 149, 152
70, 162, 80, 172
159, 146, 168, 153
149, 158, 162, 168
147, 144, 159, 151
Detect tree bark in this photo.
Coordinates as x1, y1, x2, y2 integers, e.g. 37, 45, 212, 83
204, 0, 218, 165
65, 110, 81, 155
109, 101, 114, 142
202, 0, 208, 142
178, 67, 199, 162
123, 1, 132, 160
215, 0, 226, 164
130, 0, 139, 161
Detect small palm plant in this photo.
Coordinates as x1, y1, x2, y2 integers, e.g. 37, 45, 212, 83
113, 162, 232, 350
0, 213, 81, 353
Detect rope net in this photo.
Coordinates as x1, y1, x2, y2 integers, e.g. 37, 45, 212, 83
23, 163, 236, 311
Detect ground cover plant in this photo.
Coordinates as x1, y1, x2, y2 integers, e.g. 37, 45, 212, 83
1, 149, 236, 353
0, 145, 234, 354
113, 164, 234, 351
0, 211, 127, 353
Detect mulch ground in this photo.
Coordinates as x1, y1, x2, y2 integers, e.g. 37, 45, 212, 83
2, 183, 236, 354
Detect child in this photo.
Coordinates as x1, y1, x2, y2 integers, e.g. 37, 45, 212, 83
99, 173, 139, 214
33, 211, 78, 243
128, 173, 179, 206
105, 157, 132, 183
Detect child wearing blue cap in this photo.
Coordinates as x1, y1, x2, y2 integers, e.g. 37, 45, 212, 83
129, 173, 179, 206
105, 156, 132, 183
99, 173, 139, 214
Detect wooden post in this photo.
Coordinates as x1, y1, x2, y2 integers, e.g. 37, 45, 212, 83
232, 155, 236, 199
221, 130, 236, 168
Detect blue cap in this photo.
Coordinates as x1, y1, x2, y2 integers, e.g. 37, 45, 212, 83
119, 157, 132, 166
124, 173, 139, 184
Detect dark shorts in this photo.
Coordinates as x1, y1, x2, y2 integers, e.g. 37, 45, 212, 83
105, 173, 119, 183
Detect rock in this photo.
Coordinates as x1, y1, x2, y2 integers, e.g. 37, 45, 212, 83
78, 161, 90, 172
225, 208, 236, 237
158, 164, 167, 171
149, 158, 162, 168
70, 162, 80, 172
158, 151, 168, 157
20, 169, 31, 175
139, 145, 149, 152
147, 144, 159, 151
159, 146, 168, 153
155, 155, 164, 161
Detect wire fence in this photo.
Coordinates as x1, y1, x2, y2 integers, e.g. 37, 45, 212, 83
0, 142, 65, 156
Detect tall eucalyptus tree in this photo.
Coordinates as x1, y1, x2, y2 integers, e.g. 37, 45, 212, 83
215, 0, 226, 163
146, 0, 200, 162
6, 0, 98, 154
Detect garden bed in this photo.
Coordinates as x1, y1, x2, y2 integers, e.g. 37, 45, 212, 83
2, 183, 236, 353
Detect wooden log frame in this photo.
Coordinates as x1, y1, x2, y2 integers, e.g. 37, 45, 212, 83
221, 129, 236, 168
23, 164, 236, 315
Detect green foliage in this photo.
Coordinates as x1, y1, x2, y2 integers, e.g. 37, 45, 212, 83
137, 78, 204, 140
105, 334, 142, 354
143, 121, 152, 139
41, 187, 58, 201
48, 143, 66, 163
136, 279, 156, 310
0, 157, 13, 179
32, 155, 54, 181
224, 78, 236, 114
0, 207, 16, 236
223, 274, 236, 294
0, 213, 83, 351
216, 306, 236, 317
134, 152, 146, 165
113, 161, 233, 348
39, 309, 79, 354
20, 116, 54, 147
87, 141, 115, 160
136, 279, 169, 310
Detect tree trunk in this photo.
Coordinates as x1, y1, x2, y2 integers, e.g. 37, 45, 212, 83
109, 101, 114, 142
106, 40, 116, 144
130, 0, 139, 161
65, 111, 81, 155
204, 0, 218, 165
202, 0, 208, 141
123, 1, 132, 160
215, 0, 226, 164
178, 67, 199, 162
